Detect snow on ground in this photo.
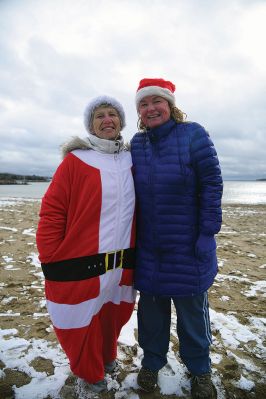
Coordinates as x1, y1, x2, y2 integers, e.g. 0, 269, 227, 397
1, 302, 265, 398
0, 201, 266, 398
1, 250, 265, 399
0, 226, 18, 232
0, 198, 39, 209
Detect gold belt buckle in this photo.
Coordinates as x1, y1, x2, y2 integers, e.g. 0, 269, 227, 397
105, 250, 124, 272
117, 249, 124, 268
105, 251, 115, 272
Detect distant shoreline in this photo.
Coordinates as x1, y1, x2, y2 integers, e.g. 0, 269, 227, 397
0, 173, 51, 185
0, 181, 49, 185
0, 181, 27, 185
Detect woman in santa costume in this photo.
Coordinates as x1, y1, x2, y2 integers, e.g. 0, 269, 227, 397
36, 96, 136, 393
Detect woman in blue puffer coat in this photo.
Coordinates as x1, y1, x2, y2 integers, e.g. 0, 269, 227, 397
131, 78, 223, 399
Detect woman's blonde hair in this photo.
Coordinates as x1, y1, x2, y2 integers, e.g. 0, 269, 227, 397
137, 103, 186, 132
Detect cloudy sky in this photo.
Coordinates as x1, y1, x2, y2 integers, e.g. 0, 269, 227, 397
0, 0, 265, 180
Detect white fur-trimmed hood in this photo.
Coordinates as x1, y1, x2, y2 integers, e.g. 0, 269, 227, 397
61, 135, 130, 159
61, 136, 90, 159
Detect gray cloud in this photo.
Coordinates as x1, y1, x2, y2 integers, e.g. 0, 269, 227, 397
0, 0, 265, 179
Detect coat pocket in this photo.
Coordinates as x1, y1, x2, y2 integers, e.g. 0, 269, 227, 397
196, 248, 217, 275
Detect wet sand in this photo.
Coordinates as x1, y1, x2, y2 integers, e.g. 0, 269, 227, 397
0, 201, 265, 398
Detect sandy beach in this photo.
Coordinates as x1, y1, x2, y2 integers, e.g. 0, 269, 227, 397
0, 200, 265, 399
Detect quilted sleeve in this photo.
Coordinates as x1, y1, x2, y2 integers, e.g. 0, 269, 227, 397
190, 123, 223, 235
36, 156, 72, 263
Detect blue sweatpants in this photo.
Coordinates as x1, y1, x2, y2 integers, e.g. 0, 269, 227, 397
137, 291, 212, 376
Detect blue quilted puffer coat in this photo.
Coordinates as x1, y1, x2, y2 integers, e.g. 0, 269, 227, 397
131, 119, 223, 297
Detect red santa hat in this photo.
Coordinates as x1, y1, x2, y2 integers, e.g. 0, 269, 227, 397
135, 78, 176, 109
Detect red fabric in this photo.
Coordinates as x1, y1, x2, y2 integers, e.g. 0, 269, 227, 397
37, 150, 136, 384
137, 78, 175, 93
36, 154, 101, 263
54, 301, 134, 383
119, 269, 134, 286
45, 277, 100, 304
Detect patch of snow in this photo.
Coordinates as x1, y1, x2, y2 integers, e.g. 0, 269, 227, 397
22, 228, 36, 236
27, 252, 41, 268
210, 309, 259, 349
243, 280, 266, 298
0, 226, 18, 232
247, 253, 256, 258
2, 255, 14, 262
220, 296, 230, 301
234, 375, 255, 391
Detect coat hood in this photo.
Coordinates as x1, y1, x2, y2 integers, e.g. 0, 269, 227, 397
61, 136, 90, 158
61, 135, 130, 159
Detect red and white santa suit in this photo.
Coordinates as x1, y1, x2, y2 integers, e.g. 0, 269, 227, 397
36, 135, 136, 383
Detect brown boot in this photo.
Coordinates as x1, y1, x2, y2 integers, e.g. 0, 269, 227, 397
137, 367, 158, 392
191, 373, 217, 398
104, 360, 117, 373
85, 379, 107, 393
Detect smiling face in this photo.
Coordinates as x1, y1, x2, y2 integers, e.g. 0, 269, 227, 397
91, 106, 121, 140
138, 95, 171, 129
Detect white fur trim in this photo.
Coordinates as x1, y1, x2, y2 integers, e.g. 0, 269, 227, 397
135, 86, 175, 109
61, 134, 125, 158
61, 136, 90, 158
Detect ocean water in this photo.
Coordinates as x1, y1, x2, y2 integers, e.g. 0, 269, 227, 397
0, 181, 265, 205
222, 181, 266, 205
0, 182, 49, 200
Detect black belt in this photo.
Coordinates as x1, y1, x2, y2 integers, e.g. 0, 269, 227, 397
41, 248, 135, 282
